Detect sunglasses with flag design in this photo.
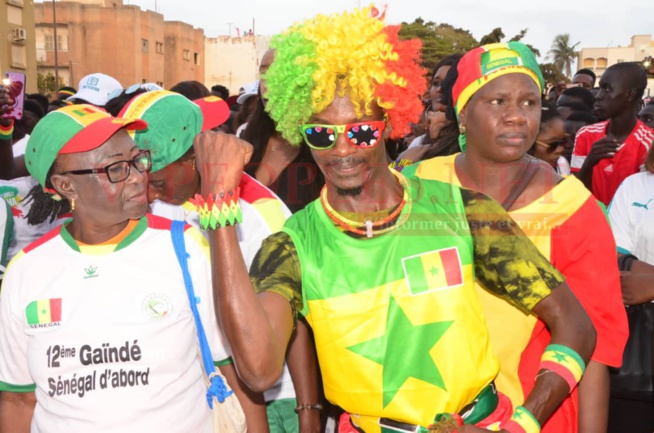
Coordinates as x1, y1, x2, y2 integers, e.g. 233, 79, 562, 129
299, 120, 386, 150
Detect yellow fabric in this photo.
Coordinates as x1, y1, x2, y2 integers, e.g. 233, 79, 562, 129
411, 154, 588, 406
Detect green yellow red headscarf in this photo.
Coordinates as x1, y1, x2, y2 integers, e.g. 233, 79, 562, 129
452, 41, 544, 151
453, 42, 544, 116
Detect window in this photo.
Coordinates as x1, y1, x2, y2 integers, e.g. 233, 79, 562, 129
182, 49, 190, 61
156, 81, 163, 87
7, 0, 24, 7
596, 57, 608, 69
11, 44, 26, 68
582, 58, 594, 68
142, 39, 149, 53
193, 52, 199, 65
155, 41, 164, 54
44, 35, 64, 51
7, 5, 23, 25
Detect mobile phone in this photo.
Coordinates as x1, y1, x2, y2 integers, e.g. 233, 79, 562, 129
1, 72, 26, 120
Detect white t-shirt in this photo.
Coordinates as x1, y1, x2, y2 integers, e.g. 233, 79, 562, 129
0, 215, 227, 433
608, 171, 654, 264
150, 173, 296, 402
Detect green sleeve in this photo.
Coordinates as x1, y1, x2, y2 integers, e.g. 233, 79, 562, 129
1, 198, 14, 274
250, 231, 303, 314
461, 189, 565, 312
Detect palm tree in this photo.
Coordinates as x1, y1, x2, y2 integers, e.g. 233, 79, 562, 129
549, 34, 580, 78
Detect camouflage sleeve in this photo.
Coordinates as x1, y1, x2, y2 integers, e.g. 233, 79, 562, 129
461, 189, 565, 312
250, 231, 303, 314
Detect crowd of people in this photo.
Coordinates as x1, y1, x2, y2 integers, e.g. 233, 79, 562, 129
0, 5, 652, 433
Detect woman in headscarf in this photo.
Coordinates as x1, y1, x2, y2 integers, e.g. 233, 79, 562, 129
405, 42, 628, 433
0, 105, 239, 433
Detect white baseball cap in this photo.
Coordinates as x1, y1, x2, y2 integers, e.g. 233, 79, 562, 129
236, 80, 260, 105
68, 73, 122, 107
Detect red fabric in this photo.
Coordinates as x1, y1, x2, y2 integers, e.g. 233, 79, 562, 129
516, 197, 628, 433
476, 391, 513, 429
571, 120, 653, 205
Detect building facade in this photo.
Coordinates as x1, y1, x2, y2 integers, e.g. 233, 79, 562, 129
579, 35, 654, 97
0, 0, 37, 93
34, 0, 204, 94
204, 35, 271, 95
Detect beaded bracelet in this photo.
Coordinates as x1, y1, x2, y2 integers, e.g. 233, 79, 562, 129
0, 119, 14, 140
294, 403, 323, 414
189, 188, 242, 230
503, 405, 541, 433
539, 344, 585, 392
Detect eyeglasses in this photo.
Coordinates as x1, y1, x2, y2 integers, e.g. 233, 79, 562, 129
299, 121, 386, 150
535, 136, 570, 153
60, 150, 152, 183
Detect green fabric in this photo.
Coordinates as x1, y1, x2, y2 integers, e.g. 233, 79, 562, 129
1, 198, 14, 274
266, 398, 299, 433
0, 380, 36, 392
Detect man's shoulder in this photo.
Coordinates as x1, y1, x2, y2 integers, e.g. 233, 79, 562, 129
576, 120, 608, 139
630, 120, 654, 147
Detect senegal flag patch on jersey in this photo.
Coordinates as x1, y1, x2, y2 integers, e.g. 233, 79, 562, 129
26, 298, 62, 327
402, 248, 463, 295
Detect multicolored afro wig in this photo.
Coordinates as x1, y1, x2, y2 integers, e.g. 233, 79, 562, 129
264, 6, 427, 146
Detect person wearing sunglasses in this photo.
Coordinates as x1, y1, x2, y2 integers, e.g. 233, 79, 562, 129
529, 102, 572, 175
405, 42, 627, 433
190, 8, 597, 433
0, 104, 235, 433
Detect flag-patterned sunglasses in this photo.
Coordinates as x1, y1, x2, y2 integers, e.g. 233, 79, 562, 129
299, 120, 386, 150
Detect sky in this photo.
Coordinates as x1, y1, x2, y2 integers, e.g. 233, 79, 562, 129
125, 0, 654, 63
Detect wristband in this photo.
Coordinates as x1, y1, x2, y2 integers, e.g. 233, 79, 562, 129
190, 188, 242, 230
0, 119, 14, 140
388, 158, 413, 172
294, 403, 323, 413
503, 406, 540, 433
539, 344, 585, 392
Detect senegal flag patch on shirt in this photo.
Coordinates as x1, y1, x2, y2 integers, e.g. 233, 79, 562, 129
26, 298, 62, 327
402, 248, 463, 295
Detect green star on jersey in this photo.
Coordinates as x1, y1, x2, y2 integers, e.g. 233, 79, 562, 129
347, 294, 453, 408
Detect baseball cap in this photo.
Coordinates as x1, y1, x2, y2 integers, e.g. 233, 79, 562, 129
68, 73, 123, 106
25, 104, 147, 188
118, 90, 230, 172
236, 80, 259, 105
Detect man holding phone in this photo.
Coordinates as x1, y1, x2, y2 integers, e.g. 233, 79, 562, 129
571, 62, 654, 205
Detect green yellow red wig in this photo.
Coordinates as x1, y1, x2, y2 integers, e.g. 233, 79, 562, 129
264, 6, 427, 146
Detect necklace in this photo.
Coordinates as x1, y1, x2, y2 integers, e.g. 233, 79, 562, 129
321, 169, 412, 238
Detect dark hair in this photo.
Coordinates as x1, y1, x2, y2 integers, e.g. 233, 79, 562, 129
27, 93, 50, 115
240, 97, 275, 167
47, 99, 70, 113
104, 88, 149, 117
560, 86, 595, 110
540, 100, 562, 128
441, 59, 460, 122
24, 99, 45, 120
574, 68, 597, 86
606, 62, 648, 99
57, 86, 77, 101
211, 85, 230, 100
432, 54, 463, 79
565, 111, 598, 125
558, 101, 593, 114
25, 164, 71, 226
169, 80, 210, 100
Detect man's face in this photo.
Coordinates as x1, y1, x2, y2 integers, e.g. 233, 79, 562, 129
637, 104, 654, 129
307, 94, 388, 197
593, 69, 632, 120
259, 50, 274, 107
572, 73, 594, 89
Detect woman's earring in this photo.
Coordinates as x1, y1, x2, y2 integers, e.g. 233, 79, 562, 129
459, 125, 466, 135
71, 198, 75, 211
